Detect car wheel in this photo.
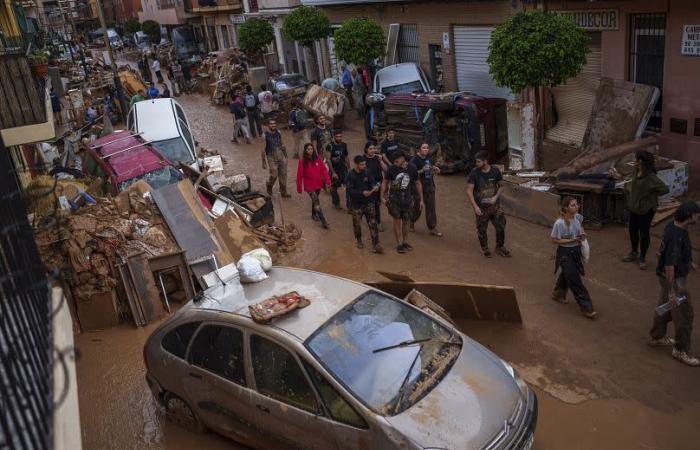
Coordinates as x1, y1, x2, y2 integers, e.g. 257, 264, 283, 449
164, 393, 204, 433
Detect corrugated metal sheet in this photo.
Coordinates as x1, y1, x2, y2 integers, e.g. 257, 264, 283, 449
546, 33, 602, 148
398, 23, 420, 64
453, 25, 513, 99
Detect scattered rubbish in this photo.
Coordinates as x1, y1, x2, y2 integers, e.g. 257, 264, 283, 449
241, 248, 273, 272
237, 255, 268, 283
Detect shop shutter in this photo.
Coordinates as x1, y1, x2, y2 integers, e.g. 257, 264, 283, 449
546, 33, 602, 147
453, 25, 513, 99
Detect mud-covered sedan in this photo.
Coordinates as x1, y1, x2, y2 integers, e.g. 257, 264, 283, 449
144, 267, 537, 450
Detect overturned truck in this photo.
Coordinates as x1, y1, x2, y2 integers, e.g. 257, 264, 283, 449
365, 92, 509, 173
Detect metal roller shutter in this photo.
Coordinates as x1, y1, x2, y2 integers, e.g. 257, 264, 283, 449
398, 24, 420, 64
546, 33, 602, 147
453, 25, 513, 99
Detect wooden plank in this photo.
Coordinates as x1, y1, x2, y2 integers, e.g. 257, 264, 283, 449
500, 181, 561, 227
0, 59, 22, 127
17, 57, 45, 122
0, 64, 15, 128
6, 57, 35, 124
555, 136, 658, 177
367, 281, 522, 323
555, 181, 604, 194
127, 254, 166, 324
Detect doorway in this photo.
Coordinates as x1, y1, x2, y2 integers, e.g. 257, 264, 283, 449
629, 13, 666, 133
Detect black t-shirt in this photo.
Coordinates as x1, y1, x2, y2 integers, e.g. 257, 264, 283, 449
468, 166, 503, 206
345, 168, 378, 208
381, 138, 400, 162
410, 154, 436, 188
310, 126, 332, 155
229, 101, 246, 119
364, 156, 383, 185
656, 222, 693, 278
386, 163, 418, 207
327, 141, 348, 174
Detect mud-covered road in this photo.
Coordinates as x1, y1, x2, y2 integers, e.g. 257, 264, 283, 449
76, 91, 700, 450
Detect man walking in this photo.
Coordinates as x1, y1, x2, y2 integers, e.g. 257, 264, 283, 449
411, 143, 443, 236
382, 151, 422, 254
326, 130, 350, 209
310, 115, 332, 156
364, 141, 384, 232
341, 64, 354, 108
648, 201, 700, 366
244, 85, 262, 138
467, 151, 511, 257
352, 69, 366, 119
288, 99, 308, 158
258, 84, 274, 120
229, 93, 251, 144
346, 155, 383, 254
380, 129, 401, 169
262, 120, 290, 197
152, 57, 163, 83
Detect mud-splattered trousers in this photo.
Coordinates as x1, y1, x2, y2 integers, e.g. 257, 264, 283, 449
266, 148, 288, 195
351, 202, 379, 247
650, 276, 694, 352
476, 203, 506, 249
552, 245, 594, 313
308, 190, 327, 224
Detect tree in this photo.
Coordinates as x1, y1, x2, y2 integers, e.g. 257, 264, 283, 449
124, 19, 141, 34
283, 6, 330, 79
333, 17, 384, 66
238, 18, 274, 63
487, 11, 589, 93
141, 20, 161, 44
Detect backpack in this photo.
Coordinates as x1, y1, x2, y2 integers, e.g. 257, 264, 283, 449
230, 102, 246, 119
244, 93, 257, 108
294, 109, 308, 129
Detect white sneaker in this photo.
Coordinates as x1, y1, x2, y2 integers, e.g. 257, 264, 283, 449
672, 348, 700, 366
648, 336, 675, 347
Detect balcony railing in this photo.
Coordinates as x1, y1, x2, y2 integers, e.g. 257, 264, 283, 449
189, 0, 241, 12
0, 53, 48, 131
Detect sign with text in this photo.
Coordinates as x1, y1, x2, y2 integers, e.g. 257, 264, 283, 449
554, 9, 619, 31
230, 14, 245, 24
681, 24, 700, 56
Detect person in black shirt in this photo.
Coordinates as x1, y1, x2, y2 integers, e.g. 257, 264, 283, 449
380, 129, 400, 168
410, 142, 442, 237
382, 151, 423, 254
262, 120, 290, 197
364, 141, 384, 232
346, 155, 383, 254
326, 130, 350, 209
467, 151, 510, 258
649, 201, 700, 366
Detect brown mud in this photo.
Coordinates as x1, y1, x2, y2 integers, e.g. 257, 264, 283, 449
75, 91, 700, 450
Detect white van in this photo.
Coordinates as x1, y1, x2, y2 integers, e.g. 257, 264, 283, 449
127, 98, 197, 166
373, 62, 431, 95
107, 29, 123, 50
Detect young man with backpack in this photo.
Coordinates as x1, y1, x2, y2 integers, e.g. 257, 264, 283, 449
229, 93, 251, 144
288, 99, 308, 159
326, 130, 350, 209
244, 85, 262, 138
382, 151, 423, 254
346, 155, 383, 254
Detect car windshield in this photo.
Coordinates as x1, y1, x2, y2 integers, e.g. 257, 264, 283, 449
119, 166, 182, 191
151, 138, 194, 164
306, 291, 461, 416
275, 76, 305, 90
381, 80, 425, 95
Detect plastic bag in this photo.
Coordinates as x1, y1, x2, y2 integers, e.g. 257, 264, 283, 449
581, 239, 590, 265
242, 248, 272, 272
237, 256, 268, 283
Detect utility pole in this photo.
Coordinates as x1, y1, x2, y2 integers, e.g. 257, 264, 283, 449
95, 0, 129, 123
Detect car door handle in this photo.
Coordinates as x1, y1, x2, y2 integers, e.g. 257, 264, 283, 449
256, 404, 270, 414
188, 372, 202, 379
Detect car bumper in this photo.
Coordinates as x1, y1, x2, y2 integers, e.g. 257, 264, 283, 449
509, 389, 538, 450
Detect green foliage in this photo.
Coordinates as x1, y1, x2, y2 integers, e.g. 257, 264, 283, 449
282, 6, 330, 48
487, 11, 589, 92
124, 19, 141, 34
333, 17, 384, 66
29, 49, 48, 64
141, 20, 161, 43
238, 18, 274, 54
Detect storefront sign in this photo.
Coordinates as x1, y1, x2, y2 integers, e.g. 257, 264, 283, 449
681, 24, 700, 56
230, 14, 245, 24
554, 9, 619, 31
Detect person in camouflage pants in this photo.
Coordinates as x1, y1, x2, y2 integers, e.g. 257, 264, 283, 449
477, 204, 507, 250
262, 120, 290, 197
346, 155, 383, 253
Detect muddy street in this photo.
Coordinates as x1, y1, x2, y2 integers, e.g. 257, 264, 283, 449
76, 92, 700, 450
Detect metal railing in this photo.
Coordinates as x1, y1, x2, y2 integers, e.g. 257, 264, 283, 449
0, 135, 54, 450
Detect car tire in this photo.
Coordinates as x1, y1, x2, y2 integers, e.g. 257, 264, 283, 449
164, 393, 204, 434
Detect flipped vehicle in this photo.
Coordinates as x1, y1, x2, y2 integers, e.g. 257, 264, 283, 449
83, 130, 183, 195
171, 26, 198, 60
373, 62, 431, 95
127, 98, 197, 166
144, 267, 537, 450
135, 31, 151, 52
271, 73, 308, 98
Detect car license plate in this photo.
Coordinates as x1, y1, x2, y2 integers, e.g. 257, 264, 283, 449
521, 432, 534, 450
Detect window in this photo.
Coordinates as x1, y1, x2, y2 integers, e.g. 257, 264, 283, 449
119, 166, 182, 192
629, 13, 666, 133
151, 137, 194, 164
174, 104, 187, 126
189, 325, 246, 385
303, 361, 367, 429
161, 321, 201, 359
178, 119, 195, 159
251, 335, 319, 413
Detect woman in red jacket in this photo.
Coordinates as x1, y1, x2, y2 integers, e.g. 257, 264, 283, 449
297, 143, 331, 229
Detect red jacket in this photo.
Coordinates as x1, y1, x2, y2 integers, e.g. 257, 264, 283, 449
297, 155, 331, 193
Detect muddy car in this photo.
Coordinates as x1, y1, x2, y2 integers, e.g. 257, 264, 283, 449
144, 267, 537, 450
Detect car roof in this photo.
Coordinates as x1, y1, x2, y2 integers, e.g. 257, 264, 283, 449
192, 267, 369, 342
132, 98, 181, 142
91, 130, 172, 183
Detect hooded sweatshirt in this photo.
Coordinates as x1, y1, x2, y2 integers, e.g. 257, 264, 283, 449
627, 168, 670, 215
297, 155, 331, 193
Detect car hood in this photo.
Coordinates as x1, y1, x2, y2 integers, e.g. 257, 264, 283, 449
385, 337, 522, 450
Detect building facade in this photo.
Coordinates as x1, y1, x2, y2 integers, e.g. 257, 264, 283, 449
138, 0, 189, 26
185, 0, 243, 52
